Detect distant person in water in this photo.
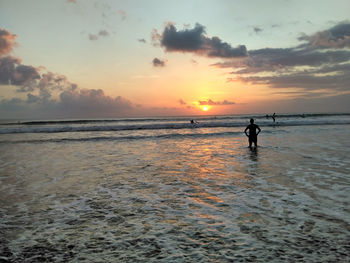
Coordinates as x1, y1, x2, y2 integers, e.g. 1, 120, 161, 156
244, 118, 261, 149
266, 113, 276, 122
272, 113, 276, 122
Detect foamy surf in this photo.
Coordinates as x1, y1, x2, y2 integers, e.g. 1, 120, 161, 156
0, 114, 349, 262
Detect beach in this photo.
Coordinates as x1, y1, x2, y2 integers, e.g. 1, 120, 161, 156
0, 114, 349, 262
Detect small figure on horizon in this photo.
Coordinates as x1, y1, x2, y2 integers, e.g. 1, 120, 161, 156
244, 118, 261, 149
272, 112, 276, 122
190, 119, 199, 125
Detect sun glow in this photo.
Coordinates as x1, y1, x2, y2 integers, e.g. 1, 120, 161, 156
202, 105, 209, 112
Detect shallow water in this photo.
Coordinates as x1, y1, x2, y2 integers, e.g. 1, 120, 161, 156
0, 123, 350, 262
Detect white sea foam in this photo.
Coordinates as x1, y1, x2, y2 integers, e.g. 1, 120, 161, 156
0, 117, 349, 262
0, 117, 349, 134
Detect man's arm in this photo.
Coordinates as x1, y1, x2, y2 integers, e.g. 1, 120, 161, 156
257, 125, 261, 135
244, 126, 249, 137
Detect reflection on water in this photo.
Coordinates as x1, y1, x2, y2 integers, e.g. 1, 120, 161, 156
248, 147, 259, 162
0, 126, 349, 262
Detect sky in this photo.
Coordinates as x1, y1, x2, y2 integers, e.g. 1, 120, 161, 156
0, 0, 350, 119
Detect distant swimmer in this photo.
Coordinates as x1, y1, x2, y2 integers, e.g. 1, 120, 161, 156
244, 118, 261, 149
266, 113, 276, 122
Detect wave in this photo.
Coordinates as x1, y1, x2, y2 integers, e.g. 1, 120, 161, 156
0, 119, 349, 134
0, 131, 247, 144
2, 113, 350, 125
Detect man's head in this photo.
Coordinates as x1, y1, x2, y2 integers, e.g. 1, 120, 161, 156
250, 118, 254, 124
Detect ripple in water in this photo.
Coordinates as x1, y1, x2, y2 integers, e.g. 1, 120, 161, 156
0, 125, 349, 262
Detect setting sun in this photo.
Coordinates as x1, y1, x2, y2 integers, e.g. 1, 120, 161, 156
202, 106, 209, 112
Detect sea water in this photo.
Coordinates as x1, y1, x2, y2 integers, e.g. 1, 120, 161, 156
0, 114, 349, 262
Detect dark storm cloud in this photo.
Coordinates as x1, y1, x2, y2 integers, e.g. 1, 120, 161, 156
152, 58, 166, 67
154, 23, 247, 58
198, 99, 235, 106
0, 29, 17, 57
298, 22, 350, 49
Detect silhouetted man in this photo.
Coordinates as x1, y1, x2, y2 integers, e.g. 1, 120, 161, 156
244, 118, 261, 149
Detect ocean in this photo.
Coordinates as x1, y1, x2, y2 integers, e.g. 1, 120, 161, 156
0, 113, 349, 262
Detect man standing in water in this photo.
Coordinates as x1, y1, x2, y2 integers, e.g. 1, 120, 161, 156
244, 118, 261, 149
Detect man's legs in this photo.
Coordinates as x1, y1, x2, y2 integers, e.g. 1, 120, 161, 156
249, 136, 257, 148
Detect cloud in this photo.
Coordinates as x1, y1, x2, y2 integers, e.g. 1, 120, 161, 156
98, 30, 109, 37
253, 27, 262, 34
230, 71, 350, 92
0, 54, 79, 103
190, 59, 198, 65
89, 34, 98, 41
58, 88, 133, 113
153, 23, 247, 58
211, 22, 350, 95
178, 99, 186, 105
298, 22, 350, 49
117, 10, 127, 21
138, 38, 146, 43
198, 99, 235, 106
243, 93, 350, 114
0, 29, 17, 57
0, 53, 135, 118
0, 27, 141, 119
0, 56, 40, 86
0, 89, 135, 119
88, 30, 109, 41
152, 57, 166, 67
212, 49, 350, 75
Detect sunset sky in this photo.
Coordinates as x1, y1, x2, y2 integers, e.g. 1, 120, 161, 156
1, 0, 350, 119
